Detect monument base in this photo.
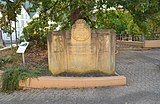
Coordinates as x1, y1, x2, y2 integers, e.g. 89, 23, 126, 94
19, 75, 126, 89
49, 69, 115, 76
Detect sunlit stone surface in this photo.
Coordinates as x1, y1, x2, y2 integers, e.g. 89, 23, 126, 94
48, 19, 116, 75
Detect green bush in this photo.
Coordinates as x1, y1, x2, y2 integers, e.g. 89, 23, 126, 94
0, 54, 21, 70
22, 18, 50, 49
0, 46, 4, 49
1, 66, 43, 93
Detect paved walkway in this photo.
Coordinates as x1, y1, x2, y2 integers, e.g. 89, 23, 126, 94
0, 49, 160, 104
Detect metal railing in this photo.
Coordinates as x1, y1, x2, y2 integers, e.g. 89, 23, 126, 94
116, 34, 144, 42
116, 34, 144, 50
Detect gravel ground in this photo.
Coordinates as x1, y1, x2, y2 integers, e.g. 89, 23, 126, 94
0, 49, 160, 104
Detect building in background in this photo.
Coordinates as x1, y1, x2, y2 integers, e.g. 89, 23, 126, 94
1, 6, 31, 45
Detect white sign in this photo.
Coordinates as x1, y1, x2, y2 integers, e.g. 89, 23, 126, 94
16, 42, 29, 53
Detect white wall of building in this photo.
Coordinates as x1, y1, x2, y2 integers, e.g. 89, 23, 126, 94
2, 6, 30, 42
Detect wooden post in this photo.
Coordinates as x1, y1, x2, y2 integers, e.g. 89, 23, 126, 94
22, 53, 25, 66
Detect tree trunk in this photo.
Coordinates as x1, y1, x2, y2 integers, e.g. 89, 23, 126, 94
9, 20, 13, 51
71, 8, 82, 24
14, 21, 18, 48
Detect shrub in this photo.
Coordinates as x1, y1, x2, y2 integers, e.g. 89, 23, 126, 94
0, 46, 4, 49
22, 18, 50, 49
1, 66, 43, 93
0, 54, 21, 70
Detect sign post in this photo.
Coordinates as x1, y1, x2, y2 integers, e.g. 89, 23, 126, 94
16, 42, 29, 66
22, 53, 25, 66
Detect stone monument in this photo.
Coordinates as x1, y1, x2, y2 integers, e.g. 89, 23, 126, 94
48, 19, 116, 75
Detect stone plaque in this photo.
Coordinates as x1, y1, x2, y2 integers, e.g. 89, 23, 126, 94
48, 19, 116, 75
69, 19, 94, 71
71, 19, 91, 41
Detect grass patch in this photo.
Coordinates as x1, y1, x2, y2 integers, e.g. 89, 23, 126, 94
0, 54, 21, 70
0, 46, 4, 49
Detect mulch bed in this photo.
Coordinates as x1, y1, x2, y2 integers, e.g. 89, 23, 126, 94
25, 48, 48, 67
54, 71, 116, 77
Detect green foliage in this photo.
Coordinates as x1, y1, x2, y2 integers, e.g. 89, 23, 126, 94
117, 0, 160, 35
0, 0, 25, 33
23, 17, 50, 49
1, 66, 43, 93
0, 54, 21, 70
127, 19, 143, 35
95, 10, 132, 34
0, 0, 26, 47
1, 0, 159, 35
2, 0, 157, 48
23, 5, 139, 48
0, 46, 4, 49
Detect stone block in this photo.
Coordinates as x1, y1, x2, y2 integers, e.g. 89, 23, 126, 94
48, 19, 116, 75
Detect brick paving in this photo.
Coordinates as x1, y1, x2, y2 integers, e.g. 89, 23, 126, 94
0, 49, 160, 104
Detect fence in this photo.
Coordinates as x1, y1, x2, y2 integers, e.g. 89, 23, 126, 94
116, 34, 144, 42
116, 34, 144, 50
116, 34, 160, 49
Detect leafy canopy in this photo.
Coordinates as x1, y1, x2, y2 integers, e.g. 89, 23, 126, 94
1, 0, 160, 48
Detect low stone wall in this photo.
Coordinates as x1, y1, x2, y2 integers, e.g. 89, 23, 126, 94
19, 76, 126, 89
144, 40, 160, 48
0, 71, 126, 89
116, 41, 143, 47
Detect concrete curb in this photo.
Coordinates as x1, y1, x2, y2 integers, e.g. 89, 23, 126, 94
0, 45, 17, 51
0, 47, 11, 51
0, 70, 126, 89
19, 76, 126, 89
117, 48, 152, 51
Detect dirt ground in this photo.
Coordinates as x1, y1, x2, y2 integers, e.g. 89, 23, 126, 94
0, 47, 48, 67
0, 47, 52, 76
0, 48, 14, 58
25, 48, 48, 67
